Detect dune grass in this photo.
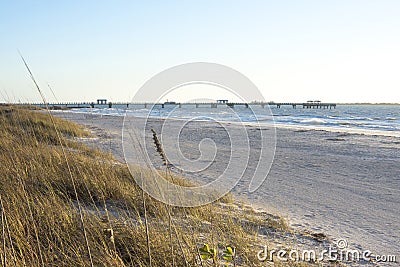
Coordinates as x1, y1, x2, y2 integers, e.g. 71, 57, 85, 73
0, 105, 313, 266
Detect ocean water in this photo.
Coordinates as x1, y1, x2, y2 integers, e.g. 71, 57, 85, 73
70, 104, 400, 136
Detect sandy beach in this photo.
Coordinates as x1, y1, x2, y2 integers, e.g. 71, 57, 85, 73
55, 111, 400, 261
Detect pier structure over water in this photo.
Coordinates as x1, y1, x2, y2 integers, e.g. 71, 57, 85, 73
274, 102, 337, 109
12, 101, 337, 109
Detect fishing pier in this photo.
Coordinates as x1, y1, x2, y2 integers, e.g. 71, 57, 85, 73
13, 100, 337, 109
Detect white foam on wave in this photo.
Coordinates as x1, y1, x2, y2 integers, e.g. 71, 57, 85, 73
300, 118, 326, 124
273, 123, 400, 137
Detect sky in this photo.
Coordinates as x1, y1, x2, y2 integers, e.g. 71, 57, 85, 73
0, 0, 399, 103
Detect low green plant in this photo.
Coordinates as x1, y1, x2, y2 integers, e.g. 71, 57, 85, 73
199, 244, 236, 266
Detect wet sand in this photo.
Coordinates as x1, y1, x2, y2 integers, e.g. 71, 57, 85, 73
55, 111, 400, 260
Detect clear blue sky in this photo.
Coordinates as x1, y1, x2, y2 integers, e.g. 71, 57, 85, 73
1, 0, 399, 103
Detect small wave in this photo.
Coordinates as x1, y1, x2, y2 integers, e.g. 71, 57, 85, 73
386, 117, 397, 121
346, 116, 374, 121
300, 118, 326, 124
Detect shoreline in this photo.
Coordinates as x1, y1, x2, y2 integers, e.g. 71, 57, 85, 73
54, 110, 400, 263
51, 109, 400, 138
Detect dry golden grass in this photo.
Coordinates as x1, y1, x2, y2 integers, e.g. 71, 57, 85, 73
0, 105, 305, 266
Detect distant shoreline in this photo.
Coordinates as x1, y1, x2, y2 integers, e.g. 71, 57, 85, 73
336, 102, 400, 105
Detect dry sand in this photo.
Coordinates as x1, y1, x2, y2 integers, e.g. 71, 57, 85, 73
55, 111, 400, 263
